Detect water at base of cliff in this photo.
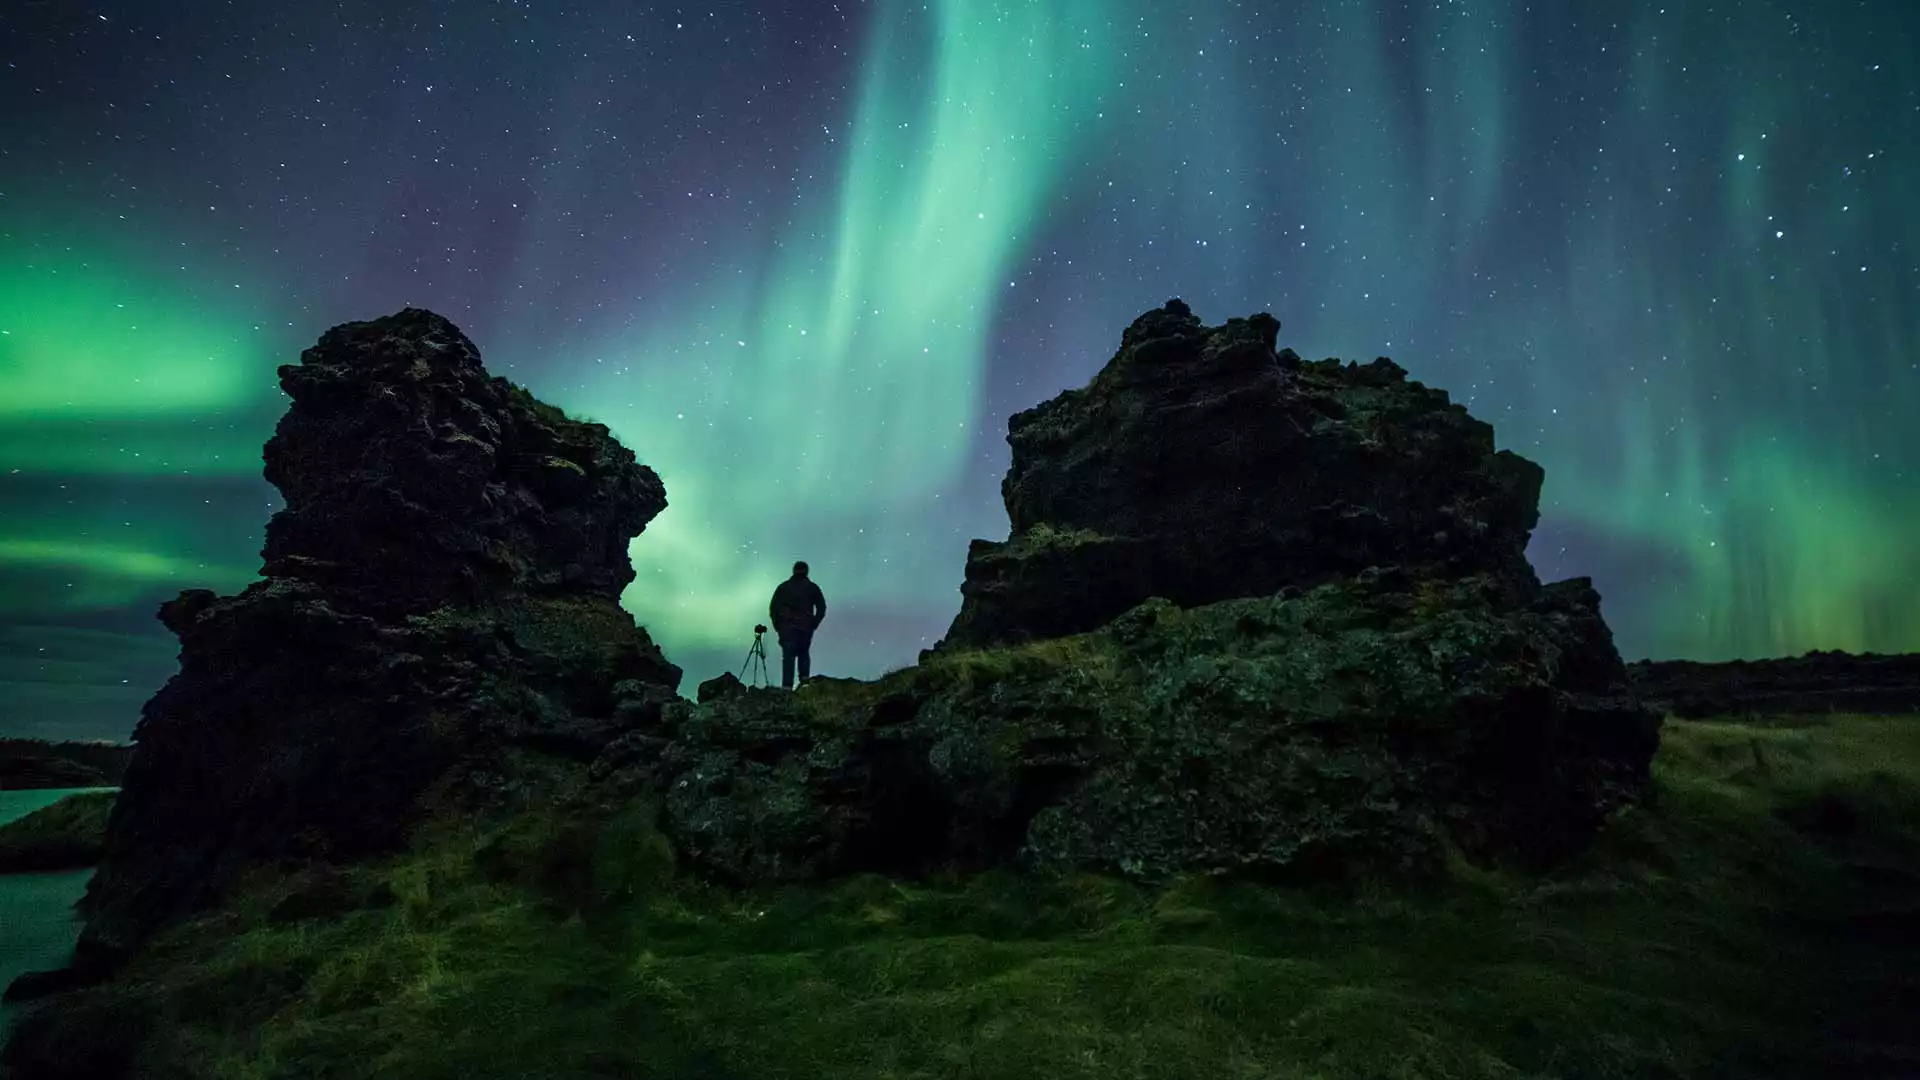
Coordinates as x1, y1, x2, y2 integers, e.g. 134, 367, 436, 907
0, 790, 103, 1037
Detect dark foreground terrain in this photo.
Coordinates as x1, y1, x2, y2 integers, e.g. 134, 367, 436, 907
6, 711, 1916, 1078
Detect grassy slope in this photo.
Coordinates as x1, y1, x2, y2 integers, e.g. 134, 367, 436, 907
14, 715, 1918, 1080
0, 792, 115, 874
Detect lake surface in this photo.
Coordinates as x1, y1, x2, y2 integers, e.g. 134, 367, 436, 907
0, 788, 109, 1036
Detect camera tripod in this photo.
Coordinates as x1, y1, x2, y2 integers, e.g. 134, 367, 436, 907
740, 627, 771, 688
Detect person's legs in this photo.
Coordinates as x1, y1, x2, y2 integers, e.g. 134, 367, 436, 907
779, 633, 797, 689
796, 629, 813, 683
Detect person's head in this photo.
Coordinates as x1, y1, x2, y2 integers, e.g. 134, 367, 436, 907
792, 560, 809, 578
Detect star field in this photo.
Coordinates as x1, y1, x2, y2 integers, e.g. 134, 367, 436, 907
2, 0, 1916, 739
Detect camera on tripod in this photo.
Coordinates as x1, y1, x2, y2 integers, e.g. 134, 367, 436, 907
741, 624, 772, 686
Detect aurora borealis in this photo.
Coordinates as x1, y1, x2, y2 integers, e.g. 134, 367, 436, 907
2, 1, 1916, 739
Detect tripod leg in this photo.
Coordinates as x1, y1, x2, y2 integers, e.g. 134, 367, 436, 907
742, 634, 771, 687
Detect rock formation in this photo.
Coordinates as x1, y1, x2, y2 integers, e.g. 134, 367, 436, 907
1628, 651, 1920, 718
934, 299, 1544, 651
74, 309, 680, 968
627, 302, 1661, 883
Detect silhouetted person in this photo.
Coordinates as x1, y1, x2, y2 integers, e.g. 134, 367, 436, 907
769, 560, 827, 689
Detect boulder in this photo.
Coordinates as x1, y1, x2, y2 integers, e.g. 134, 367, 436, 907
74, 309, 681, 968
935, 299, 1543, 651
696, 671, 748, 703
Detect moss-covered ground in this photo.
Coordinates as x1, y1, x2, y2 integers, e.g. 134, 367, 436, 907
10, 715, 1918, 1079
0, 792, 115, 874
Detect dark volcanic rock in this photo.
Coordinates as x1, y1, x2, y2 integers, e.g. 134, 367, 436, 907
697, 671, 748, 703
1628, 651, 1920, 718
261, 308, 664, 616
73, 309, 680, 969
4, 966, 88, 1005
650, 572, 1660, 883
936, 300, 1544, 651
632, 303, 1659, 884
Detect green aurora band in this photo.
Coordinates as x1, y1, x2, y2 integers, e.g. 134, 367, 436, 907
560, 0, 1122, 654
0, 234, 278, 618
1, 0, 1915, 735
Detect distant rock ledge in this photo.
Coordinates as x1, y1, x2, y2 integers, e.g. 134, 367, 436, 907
1628, 651, 1920, 718
0, 740, 132, 791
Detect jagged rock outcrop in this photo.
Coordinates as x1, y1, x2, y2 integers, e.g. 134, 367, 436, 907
934, 299, 1544, 651
73, 309, 680, 969
627, 303, 1659, 883
1628, 651, 1920, 718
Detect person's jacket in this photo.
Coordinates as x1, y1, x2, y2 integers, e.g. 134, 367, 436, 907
769, 575, 827, 634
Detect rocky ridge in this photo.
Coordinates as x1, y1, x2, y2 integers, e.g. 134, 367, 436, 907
1628, 650, 1920, 717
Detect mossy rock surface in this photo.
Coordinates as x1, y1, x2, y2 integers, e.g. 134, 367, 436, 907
643, 572, 1658, 885
8, 716, 1917, 1080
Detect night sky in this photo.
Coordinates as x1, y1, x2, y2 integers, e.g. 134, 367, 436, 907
3, 1, 1917, 741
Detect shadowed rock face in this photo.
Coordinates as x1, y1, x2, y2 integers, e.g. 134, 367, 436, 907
937, 300, 1544, 651
0, 740, 131, 791
76, 309, 680, 968
262, 308, 664, 615
0, 756, 107, 791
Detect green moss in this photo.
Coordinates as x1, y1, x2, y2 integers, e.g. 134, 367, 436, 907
506, 383, 574, 430
14, 717, 1918, 1078
0, 790, 114, 873
792, 676, 887, 730
1018, 522, 1108, 550
912, 634, 1118, 697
